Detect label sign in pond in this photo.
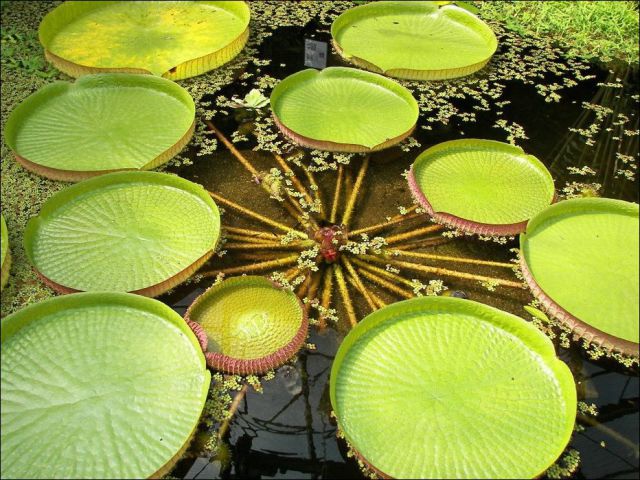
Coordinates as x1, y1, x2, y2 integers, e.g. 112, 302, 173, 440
304, 38, 328, 69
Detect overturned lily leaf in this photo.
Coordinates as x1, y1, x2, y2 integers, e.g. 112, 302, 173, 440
39, 1, 250, 80
271, 67, 418, 152
520, 198, 639, 357
331, 1, 497, 80
1, 214, 9, 291
185, 276, 308, 375
331, 296, 576, 479
5, 74, 195, 181
0, 292, 210, 479
408, 139, 555, 235
24, 171, 220, 296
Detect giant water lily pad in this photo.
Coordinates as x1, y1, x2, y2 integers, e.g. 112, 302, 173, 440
39, 1, 250, 80
5, 74, 195, 181
408, 139, 555, 235
330, 296, 576, 479
24, 171, 220, 296
331, 1, 498, 80
0, 292, 210, 479
521, 198, 639, 357
185, 276, 308, 375
1, 214, 9, 291
271, 67, 419, 152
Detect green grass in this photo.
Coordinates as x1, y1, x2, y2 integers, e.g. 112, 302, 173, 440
478, 1, 639, 64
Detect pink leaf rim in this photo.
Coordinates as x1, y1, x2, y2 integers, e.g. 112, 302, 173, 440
32, 249, 214, 298
407, 165, 557, 237
520, 255, 639, 358
273, 113, 415, 154
184, 276, 309, 376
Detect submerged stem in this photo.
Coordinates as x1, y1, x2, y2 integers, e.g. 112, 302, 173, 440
342, 156, 369, 228
330, 165, 344, 224
202, 254, 299, 277
334, 263, 358, 327
389, 249, 515, 269
349, 206, 420, 238
209, 191, 306, 238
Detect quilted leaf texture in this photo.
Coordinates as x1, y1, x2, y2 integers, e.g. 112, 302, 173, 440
1, 293, 210, 479
185, 276, 308, 375
24, 171, 220, 294
409, 139, 555, 235
4, 74, 195, 180
330, 296, 576, 479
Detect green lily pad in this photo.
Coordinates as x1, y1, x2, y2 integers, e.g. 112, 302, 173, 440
24, 171, 220, 296
331, 1, 498, 80
1, 292, 210, 479
39, 1, 250, 80
520, 198, 639, 356
408, 139, 555, 235
4, 74, 195, 181
330, 296, 576, 479
1, 214, 9, 291
271, 67, 419, 152
185, 276, 308, 375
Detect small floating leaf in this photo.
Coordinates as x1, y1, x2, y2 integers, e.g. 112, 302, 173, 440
1, 292, 210, 479
520, 198, 639, 357
185, 276, 308, 375
39, 1, 251, 79
330, 296, 576, 479
331, 1, 497, 80
5, 73, 195, 181
408, 139, 555, 235
271, 67, 418, 152
24, 171, 220, 296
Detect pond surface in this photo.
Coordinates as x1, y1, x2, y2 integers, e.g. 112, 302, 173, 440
1, 3, 638, 479
159, 15, 639, 480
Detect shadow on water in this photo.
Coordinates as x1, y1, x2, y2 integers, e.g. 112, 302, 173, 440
162, 18, 639, 480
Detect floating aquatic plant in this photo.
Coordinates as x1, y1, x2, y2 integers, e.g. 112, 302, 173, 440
5, 73, 195, 181
38, 1, 251, 79
520, 197, 639, 358
185, 275, 308, 375
1, 214, 9, 291
0, 292, 210, 479
330, 296, 576, 479
408, 139, 556, 236
24, 171, 221, 296
271, 67, 419, 152
331, 1, 498, 80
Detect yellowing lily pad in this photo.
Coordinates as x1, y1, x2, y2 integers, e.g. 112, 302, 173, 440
185, 276, 308, 375
39, 1, 250, 80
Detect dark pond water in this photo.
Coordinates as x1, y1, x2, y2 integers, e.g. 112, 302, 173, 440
155, 15, 640, 480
